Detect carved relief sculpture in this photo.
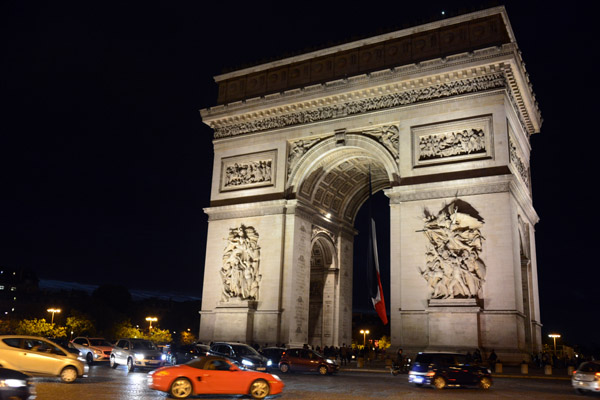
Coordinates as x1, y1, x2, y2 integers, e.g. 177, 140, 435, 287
288, 138, 321, 175
418, 128, 486, 160
361, 125, 400, 159
224, 160, 272, 188
509, 137, 530, 187
419, 199, 487, 299
221, 225, 261, 301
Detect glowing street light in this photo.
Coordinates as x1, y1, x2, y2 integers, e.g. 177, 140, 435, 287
146, 317, 158, 330
360, 329, 370, 347
548, 333, 561, 354
47, 308, 61, 324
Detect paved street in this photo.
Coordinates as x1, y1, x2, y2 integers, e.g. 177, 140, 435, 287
32, 362, 587, 400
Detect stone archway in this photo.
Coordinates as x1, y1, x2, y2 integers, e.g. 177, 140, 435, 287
198, 7, 542, 362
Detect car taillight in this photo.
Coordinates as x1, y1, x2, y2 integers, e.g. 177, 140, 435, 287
595, 372, 600, 381
426, 370, 435, 377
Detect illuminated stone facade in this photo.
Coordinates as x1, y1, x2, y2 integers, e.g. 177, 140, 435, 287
199, 6, 542, 362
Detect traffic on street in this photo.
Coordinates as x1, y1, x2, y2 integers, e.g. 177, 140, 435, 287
31, 361, 583, 400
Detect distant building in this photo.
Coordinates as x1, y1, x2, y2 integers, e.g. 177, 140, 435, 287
0, 267, 39, 316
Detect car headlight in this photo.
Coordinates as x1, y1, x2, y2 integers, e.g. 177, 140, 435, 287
94, 349, 103, 355
242, 359, 254, 367
326, 359, 333, 364
267, 360, 272, 366
0, 379, 27, 388
161, 354, 167, 361
135, 353, 145, 361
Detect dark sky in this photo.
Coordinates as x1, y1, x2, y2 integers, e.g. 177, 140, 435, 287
2, 1, 598, 349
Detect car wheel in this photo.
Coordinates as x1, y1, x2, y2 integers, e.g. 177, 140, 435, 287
249, 379, 270, 399
279, 363, 289, 373
479, 376, 492, 389
318, 365, 328, 375
127, 357, 135, 372
391, 368, 399, 376
110, 355, 118, 369
60, 366, 78, 383
170, 377, 193, 399
86, 352, 94, 365
432, 376, 446, 390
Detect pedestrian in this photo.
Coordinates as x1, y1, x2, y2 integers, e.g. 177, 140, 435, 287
340, 344, 348, 366
488, 349, 497, 369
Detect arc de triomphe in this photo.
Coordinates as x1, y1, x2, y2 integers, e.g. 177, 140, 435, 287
199, 6, 542, 362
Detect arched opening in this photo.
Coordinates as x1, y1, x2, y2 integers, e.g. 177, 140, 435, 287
288, 134, 399, 347
309, 235, 336, 347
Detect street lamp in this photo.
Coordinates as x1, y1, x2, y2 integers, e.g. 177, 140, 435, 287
360, 329, 370, 347
146, 317, 157, 331
548, 334, 561, 354
47, 308, 61, 324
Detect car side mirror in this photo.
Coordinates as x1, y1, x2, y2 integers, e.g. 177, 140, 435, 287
229, 365, 239, 372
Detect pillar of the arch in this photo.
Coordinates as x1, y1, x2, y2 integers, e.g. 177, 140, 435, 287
387, 176, 540, 363
199, 201, 289, 346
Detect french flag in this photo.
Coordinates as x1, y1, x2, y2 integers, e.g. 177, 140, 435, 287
367, 169, 388, 325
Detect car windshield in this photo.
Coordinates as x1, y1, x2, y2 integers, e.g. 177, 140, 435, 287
89, 339, 112, 346
232, 345, 259, 356
132, 341, 157, 350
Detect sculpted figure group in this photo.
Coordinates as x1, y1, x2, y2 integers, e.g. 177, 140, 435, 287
221, 225, 261, 301
418, 128, 486, 160
419, 200, 487, 299
224, 160, 272, 188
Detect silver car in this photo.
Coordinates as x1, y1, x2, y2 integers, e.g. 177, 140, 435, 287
0, 335, 88, 383
572, 361, 600, 394
110, 338, 166, 372
70, 337, 113, 364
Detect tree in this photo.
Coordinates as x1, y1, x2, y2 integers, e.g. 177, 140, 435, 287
15, 318, 67, 338
180, 330, 197, 345
113, 321, 145, 340
149, 328, 172, 345
66, 315, 95, 338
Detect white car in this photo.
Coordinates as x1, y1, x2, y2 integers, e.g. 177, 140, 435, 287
70, 337, 113, 364
0, 335, 88, 383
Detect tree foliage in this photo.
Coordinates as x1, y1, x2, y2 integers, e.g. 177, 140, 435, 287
149, 328, 172, 344
15, 318, 67, 338
66, 315, 95, 337
179, 331, 197, 345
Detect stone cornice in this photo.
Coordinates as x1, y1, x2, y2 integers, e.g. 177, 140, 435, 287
385, 174, 513, 203
203, 200, 288, 221
202, 45, 540, 139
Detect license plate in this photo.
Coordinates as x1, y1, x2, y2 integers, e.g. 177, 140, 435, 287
413, 376, 423, 383
257, 367, 266, 371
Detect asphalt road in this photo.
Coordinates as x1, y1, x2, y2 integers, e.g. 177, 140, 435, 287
33, 363, 589, 400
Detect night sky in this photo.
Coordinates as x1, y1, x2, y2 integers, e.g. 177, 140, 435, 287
2, 1, 598, 350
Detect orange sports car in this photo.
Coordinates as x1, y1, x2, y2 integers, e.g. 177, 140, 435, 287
147, 355, 284, 399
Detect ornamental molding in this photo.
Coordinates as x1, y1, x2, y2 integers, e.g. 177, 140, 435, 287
210, 73, 507, 139
385, 176, 512, 203
202, 44, 541, 138
204, 200, 288, 221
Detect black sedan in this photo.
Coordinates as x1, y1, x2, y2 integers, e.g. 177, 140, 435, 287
167, 344, 210, 365
0, 367, 36, 400
408, 352, 492, 389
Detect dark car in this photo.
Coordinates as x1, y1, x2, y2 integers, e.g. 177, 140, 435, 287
0, 367, 35, 400
260, 347, 286, 370
572, 361, 600, 394
168, 343, 210, 365
408, 352, 492, 389
209, 342, 270, 371
278, 348, 339, 375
